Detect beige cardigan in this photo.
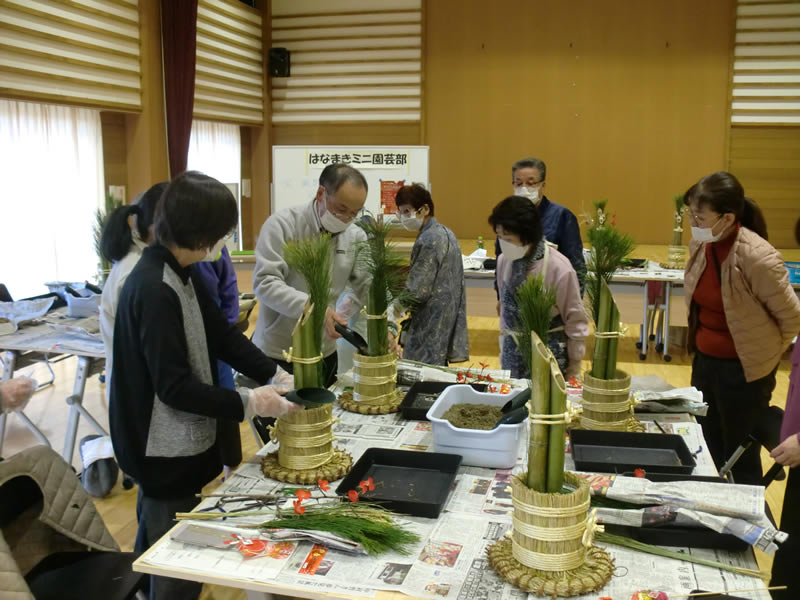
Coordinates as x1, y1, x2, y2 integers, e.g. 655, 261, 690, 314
684, 226, 800, 382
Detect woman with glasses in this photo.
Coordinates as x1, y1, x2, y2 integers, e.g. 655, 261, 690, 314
683, 171, 800, 485
395, 184, 468, 365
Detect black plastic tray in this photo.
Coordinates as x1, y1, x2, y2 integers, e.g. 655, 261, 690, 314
622, 472, 724, 483
604, 524, 747, 552
570, 430, 696, 474
335, 448, 461, 518
400, 381, 488, 420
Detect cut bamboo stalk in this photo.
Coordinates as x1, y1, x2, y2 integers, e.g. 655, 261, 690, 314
527, 332, 551, 492
291, 301, 322, 390
546, 357, 567, 493
591, 281, 612, 378
605, 300, 620, 379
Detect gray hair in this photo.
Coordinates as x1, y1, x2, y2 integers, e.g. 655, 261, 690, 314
322, 164, 368, 194
511, 157, 547, 182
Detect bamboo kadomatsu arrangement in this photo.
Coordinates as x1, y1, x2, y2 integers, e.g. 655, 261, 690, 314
339, 216, 411, 415
582, 204, 641, 432
261, 234, 352, 484
488, 332, 613, 597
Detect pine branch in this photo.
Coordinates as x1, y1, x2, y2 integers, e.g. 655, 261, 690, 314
513, 275, 557, 374
284, 235, 335, 353
356, 217, 411, 355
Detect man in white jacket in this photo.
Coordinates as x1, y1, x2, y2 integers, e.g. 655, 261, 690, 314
252, 164, 370, 386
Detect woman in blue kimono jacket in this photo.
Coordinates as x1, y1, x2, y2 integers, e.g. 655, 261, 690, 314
395, 184, 469, 365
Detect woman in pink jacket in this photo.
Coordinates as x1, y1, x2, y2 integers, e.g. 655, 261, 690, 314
683, 172, 800, 485
768, 217, 800, 600
490, 196, 589, 379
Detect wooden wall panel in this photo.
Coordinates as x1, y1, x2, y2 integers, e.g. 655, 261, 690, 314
424, 0, 734, 245
100, 111, 128, 190
272, 122, 421, 146
728, 126, 800, 248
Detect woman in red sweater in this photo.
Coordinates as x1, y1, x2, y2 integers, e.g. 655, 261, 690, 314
683, 172, 800, 485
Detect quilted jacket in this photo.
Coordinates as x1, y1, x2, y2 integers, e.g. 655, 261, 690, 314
684, 226, 800, 382
0, 446, 118, 599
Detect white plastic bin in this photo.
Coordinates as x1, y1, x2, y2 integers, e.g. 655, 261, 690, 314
65, 293, 100, 318
426, 384, 525, 469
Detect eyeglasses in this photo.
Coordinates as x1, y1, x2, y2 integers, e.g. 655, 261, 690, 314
513, 179, 543, 187
325, 191, 361, 222
688, 211, 721, 226
396, 206, 422, 218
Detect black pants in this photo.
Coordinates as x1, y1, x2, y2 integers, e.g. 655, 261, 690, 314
252, 352, 339, 444
691, 352, 777, 485
771, 465, 800, 599
134, 489, 203, 600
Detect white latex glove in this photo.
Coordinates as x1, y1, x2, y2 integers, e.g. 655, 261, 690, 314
0, 377, 36, 412
336, 290, 361, 322
245, 386, 302, 419
324, 307, 347, 339
270, 366, 294, 394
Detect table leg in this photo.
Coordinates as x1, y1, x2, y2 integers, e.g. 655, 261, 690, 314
662, 282, 672, 362
639, 282, 649, 360
62, 357, 107, 463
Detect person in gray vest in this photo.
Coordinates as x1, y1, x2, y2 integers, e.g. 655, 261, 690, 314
252, 164, 371, 386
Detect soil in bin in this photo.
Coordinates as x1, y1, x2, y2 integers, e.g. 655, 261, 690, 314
441, 404, 503, 430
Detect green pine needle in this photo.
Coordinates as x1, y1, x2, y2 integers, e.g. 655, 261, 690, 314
514, 274, 557, 375
284, 235, 335, 352
593, 199, 608, 213
596, 531, 768, 579
673, 193, 685, 214
356, 217, 414, 355
262, 504, 420, 555
586, 225, 635, 323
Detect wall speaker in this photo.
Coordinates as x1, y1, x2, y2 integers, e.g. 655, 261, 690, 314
269, 47, 290, 77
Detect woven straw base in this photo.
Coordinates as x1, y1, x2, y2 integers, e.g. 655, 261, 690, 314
578, 417, 645, 432
487, 538, 614, 597
261, 448, 353, 484
338, 389, 403, 414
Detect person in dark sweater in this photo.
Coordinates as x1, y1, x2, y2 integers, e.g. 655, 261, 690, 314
110, 171, 299, 600
494, 157, 586, 305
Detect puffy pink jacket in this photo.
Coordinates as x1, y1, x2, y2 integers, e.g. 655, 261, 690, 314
684, 226, 800, 382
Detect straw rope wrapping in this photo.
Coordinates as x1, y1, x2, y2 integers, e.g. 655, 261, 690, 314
529, 400, 582, 426
281, 347, 324, 365
488, 473, 613, 596
261, 447, 352, 485
361, 307, 388, 320
275, 405, 335, 470
338, 389, 403, 414
341, 351, 402, 414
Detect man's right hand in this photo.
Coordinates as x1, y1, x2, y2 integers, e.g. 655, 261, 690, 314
324, 307, 347, 339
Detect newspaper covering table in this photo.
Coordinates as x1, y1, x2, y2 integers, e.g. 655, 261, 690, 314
137, 392, 772, 600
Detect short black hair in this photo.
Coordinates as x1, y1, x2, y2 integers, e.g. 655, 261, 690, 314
488, 196, 544, 246
154, 171, 237, 250
394, 184, 434, 216
322, 164, 368, 195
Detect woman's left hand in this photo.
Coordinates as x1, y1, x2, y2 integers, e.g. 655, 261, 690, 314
388, 332, 402, 358
770, 433, 800, 468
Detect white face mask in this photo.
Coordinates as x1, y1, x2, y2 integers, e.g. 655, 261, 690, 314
499, 238, 530, 261
399, 208, 424, 231
514, 186, 541, 205
320, 209, 351, 234
201, 237, 227, 262
690, 215, 726, 243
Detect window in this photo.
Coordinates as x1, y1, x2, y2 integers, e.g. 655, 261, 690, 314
187, 119, 242, 250
0, 99, 104, 298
